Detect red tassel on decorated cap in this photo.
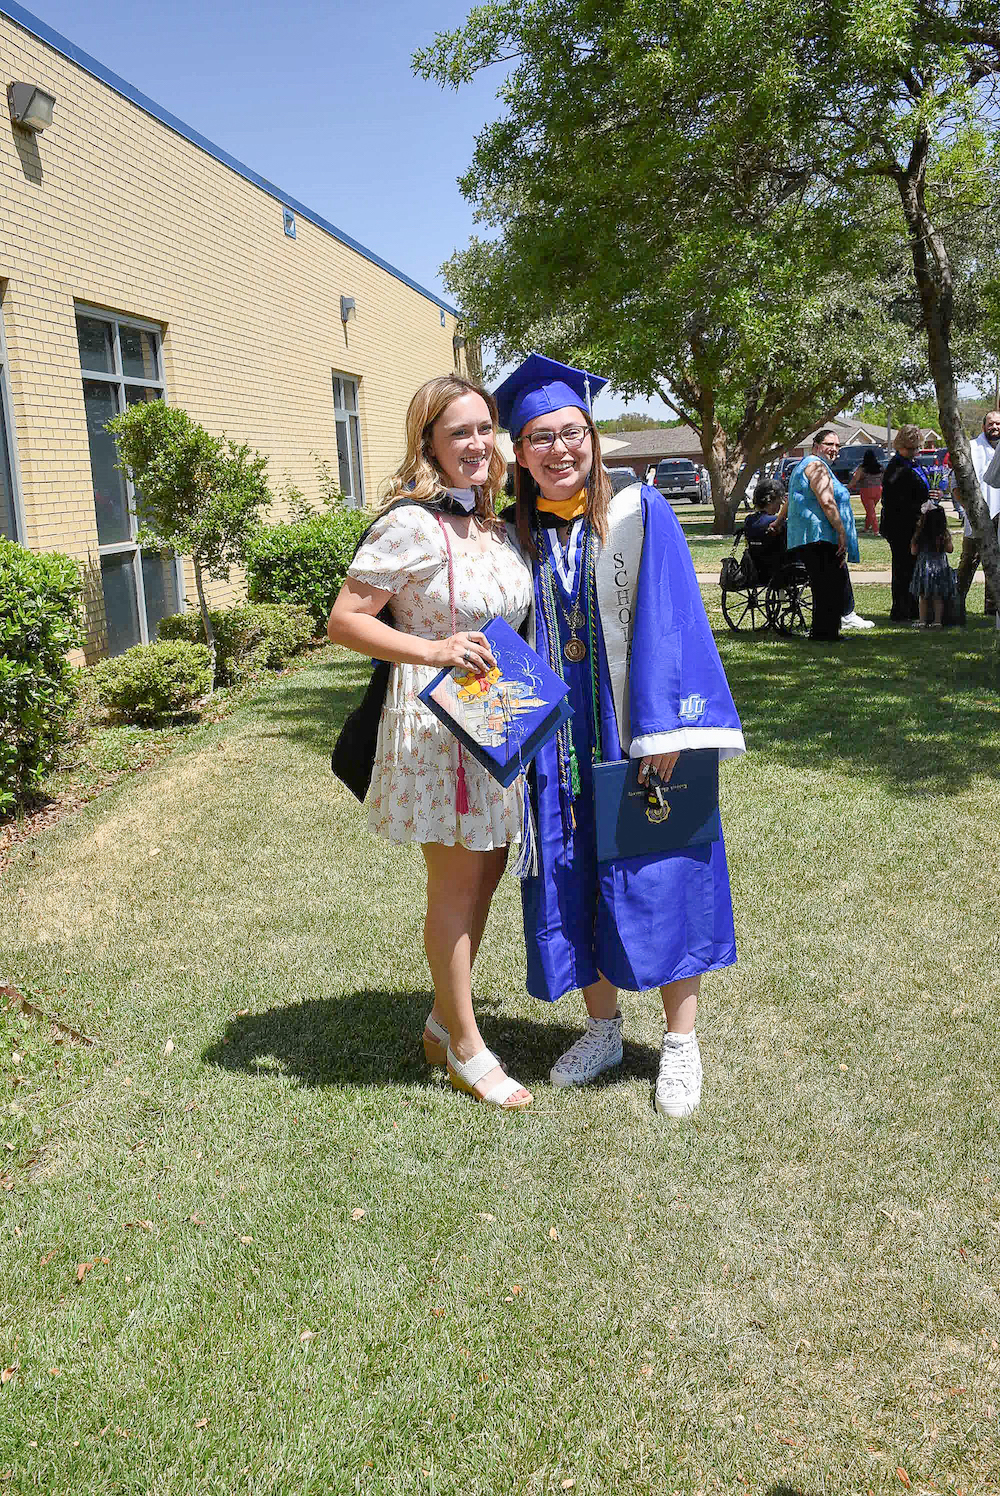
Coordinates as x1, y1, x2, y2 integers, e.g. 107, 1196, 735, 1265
456, 745, 470, 815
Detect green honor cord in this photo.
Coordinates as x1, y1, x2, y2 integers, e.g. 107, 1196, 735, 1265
537, 522, 603, 823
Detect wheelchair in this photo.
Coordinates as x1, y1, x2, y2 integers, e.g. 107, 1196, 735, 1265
718, 533, 812, 635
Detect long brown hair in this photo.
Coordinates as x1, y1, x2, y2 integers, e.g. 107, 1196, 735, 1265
380, 375, 506, 525
513, 413, 612, 557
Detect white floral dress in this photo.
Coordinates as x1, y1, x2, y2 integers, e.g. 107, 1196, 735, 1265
347, 504, 532, 849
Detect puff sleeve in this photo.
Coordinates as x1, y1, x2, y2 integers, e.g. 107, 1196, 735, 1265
346, 506, 444, 594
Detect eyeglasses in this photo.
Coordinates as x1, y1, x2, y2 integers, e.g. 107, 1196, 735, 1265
520, 424, 590, 452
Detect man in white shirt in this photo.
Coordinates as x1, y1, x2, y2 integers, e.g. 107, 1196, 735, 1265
956, 411, 1000, 614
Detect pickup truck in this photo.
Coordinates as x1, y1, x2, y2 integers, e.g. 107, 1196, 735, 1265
653, 458, 701, 503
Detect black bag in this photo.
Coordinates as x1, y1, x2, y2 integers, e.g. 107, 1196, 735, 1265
329, 496, 429, 802
719, 555, 743, 589
331, 652, 392, 802
720, 549, 756, 590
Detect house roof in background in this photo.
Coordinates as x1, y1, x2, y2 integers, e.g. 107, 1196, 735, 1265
599, 427, 701, 461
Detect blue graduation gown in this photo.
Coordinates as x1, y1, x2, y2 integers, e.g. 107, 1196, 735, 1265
521, 486, 742, 1002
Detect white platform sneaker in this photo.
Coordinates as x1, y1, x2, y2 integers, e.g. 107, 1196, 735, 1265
550, 1013, 624, 1088
654, 1030, 703, 1119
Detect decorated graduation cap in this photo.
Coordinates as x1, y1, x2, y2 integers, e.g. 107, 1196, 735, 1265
494, 353, 608, 441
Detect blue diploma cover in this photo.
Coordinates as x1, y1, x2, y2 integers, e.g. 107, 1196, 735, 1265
418, 617, 572, 788
592, 750, 721, 864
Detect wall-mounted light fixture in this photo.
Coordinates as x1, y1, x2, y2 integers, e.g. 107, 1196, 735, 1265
8, 81, 56, 133
340, 295, 356, 324
453, 333, 467, 354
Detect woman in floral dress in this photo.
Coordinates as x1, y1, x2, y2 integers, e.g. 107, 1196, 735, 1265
327, 376, 534, 1109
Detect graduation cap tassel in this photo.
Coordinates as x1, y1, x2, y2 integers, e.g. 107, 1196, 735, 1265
511, 770, 538, 880
455, 744, 470, 816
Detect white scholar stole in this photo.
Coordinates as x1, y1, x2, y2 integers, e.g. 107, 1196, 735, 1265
593, 483, 645, 749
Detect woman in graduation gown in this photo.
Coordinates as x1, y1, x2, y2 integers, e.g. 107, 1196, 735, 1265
496, 355, 745, 1118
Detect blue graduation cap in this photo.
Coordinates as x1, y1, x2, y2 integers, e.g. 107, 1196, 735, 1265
494, 353, 608, 440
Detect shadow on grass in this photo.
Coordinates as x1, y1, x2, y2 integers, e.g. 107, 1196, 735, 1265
202, 990, 658, 1088
254, 622, 1000, 797
247, 650, 370, 757
718, 615, 1000, 795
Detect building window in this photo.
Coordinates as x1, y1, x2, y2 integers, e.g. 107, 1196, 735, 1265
332, 373, 364, 507
76, 308, 182, 654
0, 310, 23, 544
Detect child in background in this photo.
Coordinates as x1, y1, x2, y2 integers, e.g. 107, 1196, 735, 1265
909, 500, 956, 628
849, 448, 884, 535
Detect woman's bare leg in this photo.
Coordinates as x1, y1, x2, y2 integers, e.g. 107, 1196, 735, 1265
469, 847, 508, 967
421, 842, 529, 1103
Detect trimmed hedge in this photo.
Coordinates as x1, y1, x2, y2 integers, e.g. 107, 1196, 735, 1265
92, 640, 212, 724
244, 508, 370, 630
0, 540, 82, 815
158, 601, 314, 684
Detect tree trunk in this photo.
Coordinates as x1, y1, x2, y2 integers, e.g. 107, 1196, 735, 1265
700, 418, 743, 534
192, 556, 218, 684
895, 138, 1000, 624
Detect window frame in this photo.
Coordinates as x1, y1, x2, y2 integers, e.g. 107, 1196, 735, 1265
76, 304, 184, 649
0, 300, 27, 546
331, 371, 365, 508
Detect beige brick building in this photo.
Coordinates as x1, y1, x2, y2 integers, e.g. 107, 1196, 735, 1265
0, 2, 469, 658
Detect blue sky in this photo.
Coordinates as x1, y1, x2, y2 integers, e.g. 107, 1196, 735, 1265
17, 0, 659, 422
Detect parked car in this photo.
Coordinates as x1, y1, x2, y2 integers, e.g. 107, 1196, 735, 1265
605, 465, 640, 494
653, 458, 701, 503
831, 443, 889, 485
773, 456, 800, 490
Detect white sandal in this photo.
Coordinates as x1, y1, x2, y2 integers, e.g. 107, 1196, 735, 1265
447, 1046, 532, 1110
423, 1014, 450, 1067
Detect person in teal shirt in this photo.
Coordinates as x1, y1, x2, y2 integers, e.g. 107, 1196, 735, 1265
786, 431, 867, 640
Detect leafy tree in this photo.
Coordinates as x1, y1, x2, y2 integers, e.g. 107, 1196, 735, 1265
595, 414, 681, 433
108, 402, 271, 676
853, 400, 945, 435
416, 2, 926, 531
417, 0, 999, 567
685, 0, 1000, 593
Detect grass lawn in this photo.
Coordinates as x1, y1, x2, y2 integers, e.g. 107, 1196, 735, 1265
2, 592, 999, 1494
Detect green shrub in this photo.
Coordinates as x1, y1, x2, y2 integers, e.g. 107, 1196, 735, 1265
0, 540, 82, 815
91, 641, 212, 724
244, 507, 370, 630
158, 601, 313, 684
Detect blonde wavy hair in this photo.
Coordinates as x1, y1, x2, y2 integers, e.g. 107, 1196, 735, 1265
513, 411, 612, 558
380, 375, 506, 524
895, 424, 923, 451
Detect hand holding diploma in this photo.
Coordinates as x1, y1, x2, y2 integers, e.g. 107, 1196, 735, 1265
638, 752, 680, 806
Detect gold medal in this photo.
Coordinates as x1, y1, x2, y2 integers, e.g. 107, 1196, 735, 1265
563, 637, 587, 663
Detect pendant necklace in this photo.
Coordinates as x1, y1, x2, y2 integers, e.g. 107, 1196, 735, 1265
543, 523, 587, 663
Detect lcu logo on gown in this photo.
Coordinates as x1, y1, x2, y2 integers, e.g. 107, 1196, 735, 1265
679, 693, 707, 721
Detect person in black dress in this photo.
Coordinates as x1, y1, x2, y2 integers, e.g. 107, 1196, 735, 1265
880, 425, 929, 621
